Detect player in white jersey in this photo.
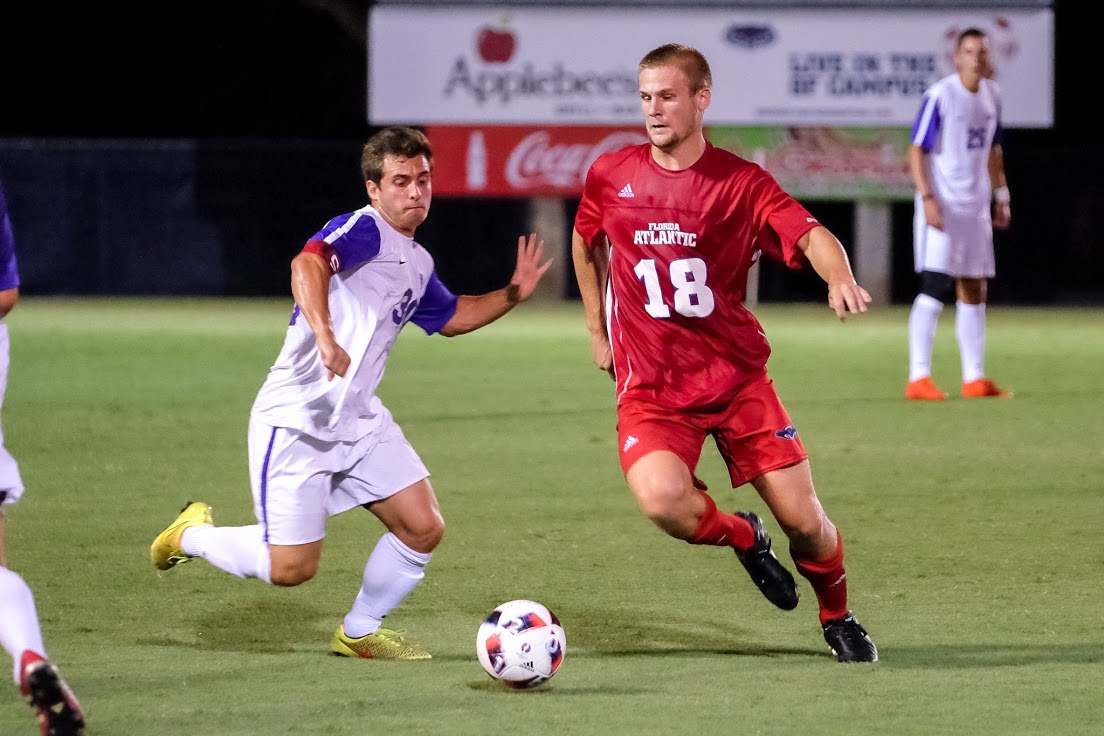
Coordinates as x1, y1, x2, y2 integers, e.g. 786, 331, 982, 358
150, 127, 551, 660
0, 177, 86, 734
905, 28, 1012, 401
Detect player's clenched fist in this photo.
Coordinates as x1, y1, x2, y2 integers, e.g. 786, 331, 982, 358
319, 338, 351, 380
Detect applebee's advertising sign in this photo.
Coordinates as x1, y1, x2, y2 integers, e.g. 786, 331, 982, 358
424, 126, 648, 196
368, 7, 1052, 127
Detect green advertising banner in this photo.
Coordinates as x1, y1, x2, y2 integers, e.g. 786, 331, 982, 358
707, 126, 914, 201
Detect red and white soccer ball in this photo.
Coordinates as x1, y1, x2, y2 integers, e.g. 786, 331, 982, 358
476, 599, 566, 689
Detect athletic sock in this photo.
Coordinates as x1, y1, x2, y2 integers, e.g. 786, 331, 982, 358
0, 566, 47, 684
908, 293, 944, 382
792, 531, 850, 625
956, 301, 987, 383
688, 493, 756, 550
181, 524, 271, 583
343, 532, 432, 638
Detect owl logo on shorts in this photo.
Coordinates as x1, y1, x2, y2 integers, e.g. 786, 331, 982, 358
775, 425, 798, 440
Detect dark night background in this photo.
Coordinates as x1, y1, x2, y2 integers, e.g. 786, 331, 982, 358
0, 1, 1096, 302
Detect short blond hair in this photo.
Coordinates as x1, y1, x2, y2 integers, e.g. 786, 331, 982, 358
639, 44, 713, 93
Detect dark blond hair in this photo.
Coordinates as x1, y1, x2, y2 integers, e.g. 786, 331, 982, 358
360, 127, 433, 184
639, 44, 713, 93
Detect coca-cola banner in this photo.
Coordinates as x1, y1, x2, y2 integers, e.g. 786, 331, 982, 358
425, 126, 649, 196
369, 7, 1053, 127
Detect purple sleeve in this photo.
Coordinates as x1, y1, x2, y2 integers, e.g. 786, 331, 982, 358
0, 182, 20, 292
308, 212, 382, 273
910, 93, 941, 153
410, 270, 459, 335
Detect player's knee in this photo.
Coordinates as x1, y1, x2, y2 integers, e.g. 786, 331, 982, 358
779, 515, 834, 550
395, 515, 444, 554
633, 478, 688, 524
269, 558, 319, 587
918, 270, 955, 305
957, 278, 986, 304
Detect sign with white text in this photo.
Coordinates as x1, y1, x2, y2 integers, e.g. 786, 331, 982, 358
425, 126, 648, 196
369, 7, 1053, 127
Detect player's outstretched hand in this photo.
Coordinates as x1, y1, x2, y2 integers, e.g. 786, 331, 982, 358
319, 338, 351, 380
827, 281, 872, 322
506, 233, 553, 304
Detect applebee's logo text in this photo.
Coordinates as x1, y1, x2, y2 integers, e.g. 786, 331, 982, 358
506, 131, 648, 188
444, 58, 636, 104
634, 223, 697, 247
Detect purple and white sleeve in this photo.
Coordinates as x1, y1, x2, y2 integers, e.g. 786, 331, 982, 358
410, 270, 459, 335
302, 213, 382, 274
910, 93, 941, 153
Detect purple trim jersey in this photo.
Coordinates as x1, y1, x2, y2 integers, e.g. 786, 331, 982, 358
251, 205, 458, 441
0, 180, 21, 293
911, 73, 1002, 216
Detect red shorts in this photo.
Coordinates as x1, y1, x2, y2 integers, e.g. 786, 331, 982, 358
616, 376, 808, 488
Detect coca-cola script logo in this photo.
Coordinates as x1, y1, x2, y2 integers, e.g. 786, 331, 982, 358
505, 131, 648, 189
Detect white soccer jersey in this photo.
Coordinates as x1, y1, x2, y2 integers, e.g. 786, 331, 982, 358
911, 73, 1003, 215
251, 205, 458, 442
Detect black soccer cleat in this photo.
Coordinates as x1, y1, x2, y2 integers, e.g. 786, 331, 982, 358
734, 511, 799, 610
20, 654, 86, 736
822, 613, 878, 663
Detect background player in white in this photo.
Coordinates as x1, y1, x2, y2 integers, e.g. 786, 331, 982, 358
0, 177, 85, 734
906, 27, 1012, 401
151, 127, 551, 659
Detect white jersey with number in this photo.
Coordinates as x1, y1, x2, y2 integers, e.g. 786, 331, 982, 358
910, 74, 1002, 277
911, 73, 1003, 216
250, 205, 458, 442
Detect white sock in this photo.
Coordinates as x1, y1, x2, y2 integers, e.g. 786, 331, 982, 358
956, 301, 987, 383
182, 525, 271, 583
0, 566, 46, 683
343, 533, 431, 638
908, 294, 944, 381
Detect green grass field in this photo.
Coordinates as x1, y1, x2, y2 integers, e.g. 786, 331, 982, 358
1, 298, 1102, 735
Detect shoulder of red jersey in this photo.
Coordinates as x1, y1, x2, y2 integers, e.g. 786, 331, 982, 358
587, 143, 649, 179
705, 144, 767, 175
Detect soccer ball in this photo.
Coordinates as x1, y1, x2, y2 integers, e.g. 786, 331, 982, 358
476, 599, 566, 689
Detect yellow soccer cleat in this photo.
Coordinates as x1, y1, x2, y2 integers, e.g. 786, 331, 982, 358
330, 626, 432, 660
150, 501, 213, 571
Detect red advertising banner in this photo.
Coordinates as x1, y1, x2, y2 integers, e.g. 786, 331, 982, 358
425, 126, 648, 197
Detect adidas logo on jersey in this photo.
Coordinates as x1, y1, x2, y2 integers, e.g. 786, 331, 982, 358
622, 435, 639, 452
618, 184, 635, 198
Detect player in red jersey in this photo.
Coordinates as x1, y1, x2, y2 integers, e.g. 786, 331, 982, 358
572, 44, 877, 663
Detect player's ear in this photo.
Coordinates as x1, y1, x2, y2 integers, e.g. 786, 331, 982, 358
365, 179, 379, 201
697, 86, 711, 114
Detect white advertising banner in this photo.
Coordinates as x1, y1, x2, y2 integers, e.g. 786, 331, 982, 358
368, 7, 1053, 127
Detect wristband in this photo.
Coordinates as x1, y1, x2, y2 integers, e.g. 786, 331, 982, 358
993, 186, 1010, 204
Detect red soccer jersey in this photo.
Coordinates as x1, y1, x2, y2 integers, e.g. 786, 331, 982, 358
574, 143, 819, 411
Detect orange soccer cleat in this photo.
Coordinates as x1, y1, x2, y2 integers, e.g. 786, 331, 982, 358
905, 376, 946, 401
961, 378, 1012, 398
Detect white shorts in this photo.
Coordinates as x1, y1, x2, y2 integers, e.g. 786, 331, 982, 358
914, 205, 995, 278
248, 408, 429, 546
0, 323, 24, 507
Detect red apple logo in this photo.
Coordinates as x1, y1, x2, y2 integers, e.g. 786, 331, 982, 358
477, 24, 516, 64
